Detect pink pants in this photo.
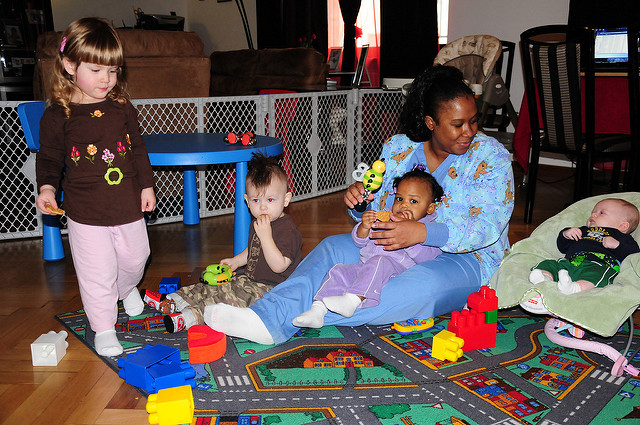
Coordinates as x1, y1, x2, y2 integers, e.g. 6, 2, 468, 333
67, 218, 150, 332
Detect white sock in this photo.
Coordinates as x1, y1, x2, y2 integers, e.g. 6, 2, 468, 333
557, 270, 581, 295
167, 293, 190, 311
123, 288, 144, 316
292, 301, 328, 329
322, 293, 362, 318
529, 269, 551, 285
181, 308, 197, 329
95, 329, 123, 357
203, 303, 274, 345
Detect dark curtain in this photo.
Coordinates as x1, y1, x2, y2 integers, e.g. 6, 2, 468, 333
380, 0, 438, 80
256, 0, 328, 57
337, 0, 362, 72
568, 0, 639, 29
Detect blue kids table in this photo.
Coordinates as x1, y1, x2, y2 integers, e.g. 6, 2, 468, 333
144, 133, 283, 255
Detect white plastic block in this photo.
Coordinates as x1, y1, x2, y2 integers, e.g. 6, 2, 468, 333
31, 330, 69, 366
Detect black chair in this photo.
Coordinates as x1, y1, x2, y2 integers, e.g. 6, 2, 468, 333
626, 24, 640, 190
520, 25, 633, 223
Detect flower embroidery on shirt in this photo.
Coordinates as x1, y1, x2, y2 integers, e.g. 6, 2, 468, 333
117, 141, 127, 158
102, 148, 115, 167
71, 146, 80, 166
90, 109, 104, 118
126, 134, 132, 150
85, 144, 97, 163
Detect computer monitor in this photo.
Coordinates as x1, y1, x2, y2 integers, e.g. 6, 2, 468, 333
594, 28, 628, 65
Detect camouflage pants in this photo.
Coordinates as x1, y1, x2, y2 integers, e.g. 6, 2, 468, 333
173, 274, 272, 325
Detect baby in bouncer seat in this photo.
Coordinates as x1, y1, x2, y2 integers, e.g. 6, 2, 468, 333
521, 198, 640, 323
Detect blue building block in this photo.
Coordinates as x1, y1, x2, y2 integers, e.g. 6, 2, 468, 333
148, 361, 196, 393
158, 277, 181, 294
117, 344, 195, 393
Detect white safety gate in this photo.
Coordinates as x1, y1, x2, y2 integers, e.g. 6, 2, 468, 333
0, 89, 404, 240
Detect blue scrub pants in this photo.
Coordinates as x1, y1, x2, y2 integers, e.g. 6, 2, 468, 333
250, 233, 482, 344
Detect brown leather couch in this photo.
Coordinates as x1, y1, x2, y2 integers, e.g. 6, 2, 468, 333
209, 48, 328, 96
33, 29, 210, 100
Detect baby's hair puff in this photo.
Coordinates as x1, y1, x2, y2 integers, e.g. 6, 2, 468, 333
52, 17, 128, 118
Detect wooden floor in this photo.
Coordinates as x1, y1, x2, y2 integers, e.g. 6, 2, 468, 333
0, 164, 619, 424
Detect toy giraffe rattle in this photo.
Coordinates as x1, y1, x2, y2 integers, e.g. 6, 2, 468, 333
352, 159, 386, 212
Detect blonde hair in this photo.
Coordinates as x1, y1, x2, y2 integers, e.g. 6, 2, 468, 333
51, 17, 128, 118
615, 199, 640, 233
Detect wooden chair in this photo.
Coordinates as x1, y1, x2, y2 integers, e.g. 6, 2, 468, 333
17, 101, 65, 261
520, 25, 633, 223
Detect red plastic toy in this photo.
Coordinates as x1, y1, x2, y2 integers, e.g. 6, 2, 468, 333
224, 131, 256, 146
188, 325, 226, 364
446, 286, 499, 351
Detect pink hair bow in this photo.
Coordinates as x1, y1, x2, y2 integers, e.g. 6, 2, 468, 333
60, 36, 67, 53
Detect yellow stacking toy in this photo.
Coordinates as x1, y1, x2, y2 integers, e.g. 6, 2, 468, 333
431, 330, 464, 362
146, 385, 194, 425
352, 160, 386, 212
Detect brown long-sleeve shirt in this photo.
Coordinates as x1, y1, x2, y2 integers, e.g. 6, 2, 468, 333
36, 100, 155, 226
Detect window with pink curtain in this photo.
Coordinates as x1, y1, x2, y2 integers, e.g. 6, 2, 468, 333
328, 0, 380, 87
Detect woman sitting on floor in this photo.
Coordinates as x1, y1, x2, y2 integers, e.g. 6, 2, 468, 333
203, 65, 515, 345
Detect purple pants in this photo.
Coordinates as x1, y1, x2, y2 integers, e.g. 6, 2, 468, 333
314, 255, 410, 308
67, 218, 150, 332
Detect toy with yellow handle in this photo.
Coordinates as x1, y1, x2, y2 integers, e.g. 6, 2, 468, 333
351, 159, 386, 212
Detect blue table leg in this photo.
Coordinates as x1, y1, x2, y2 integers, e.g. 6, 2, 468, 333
42, 214, 64, 261
183, 167, 200, 225
234, 161, 250, 255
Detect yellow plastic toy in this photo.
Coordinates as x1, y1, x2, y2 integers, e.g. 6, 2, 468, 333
146, 385, 194, 425
431, 330, 464, 362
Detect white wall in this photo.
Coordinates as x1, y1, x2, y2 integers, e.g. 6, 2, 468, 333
50, 0, 257, 55
448, 0, 570, 113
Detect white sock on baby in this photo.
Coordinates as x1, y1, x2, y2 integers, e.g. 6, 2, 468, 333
322, 293, 362, 318
203, 303, 274, 345
167, 293, 190, 311
557, 269, 581, 295
529, 269, 551, 285
123, 288, 145, 316
95, 329, 123, 357
292, 301, 328, 329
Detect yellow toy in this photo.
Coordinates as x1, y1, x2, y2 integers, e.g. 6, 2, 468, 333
146, 385, 194, 425
431, 330, 464, 362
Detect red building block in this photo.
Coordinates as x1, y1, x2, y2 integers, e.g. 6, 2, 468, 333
467, 286, 498, 313
188, 325, 226, 364
448, 309, 497, 351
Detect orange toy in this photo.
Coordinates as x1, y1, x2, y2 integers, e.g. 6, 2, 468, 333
187, 325, 226, 364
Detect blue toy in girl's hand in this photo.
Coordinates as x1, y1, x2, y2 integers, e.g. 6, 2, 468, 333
352, 160, 386, 212
200, 264, 234, 286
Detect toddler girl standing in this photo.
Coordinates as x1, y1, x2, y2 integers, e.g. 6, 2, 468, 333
36, 17, 156, 356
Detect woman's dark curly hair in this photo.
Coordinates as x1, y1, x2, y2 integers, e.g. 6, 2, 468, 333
392, 169, 444, 204
400, 65, 474, 142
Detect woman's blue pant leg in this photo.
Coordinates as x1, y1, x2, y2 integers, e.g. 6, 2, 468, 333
250, 234, 360, 344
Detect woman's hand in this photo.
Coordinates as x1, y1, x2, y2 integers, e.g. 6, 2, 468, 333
370, 218, 427, 250
344, 182, 374, 209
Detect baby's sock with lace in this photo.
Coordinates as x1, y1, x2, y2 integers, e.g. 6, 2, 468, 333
292, 301, 328, 329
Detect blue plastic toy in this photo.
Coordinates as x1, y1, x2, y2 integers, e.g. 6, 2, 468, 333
117, 344, 196, 394
158, 277, 181, 294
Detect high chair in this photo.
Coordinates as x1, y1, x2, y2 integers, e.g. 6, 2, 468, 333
433, 34, 518, 133
492, 192, 640, 377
